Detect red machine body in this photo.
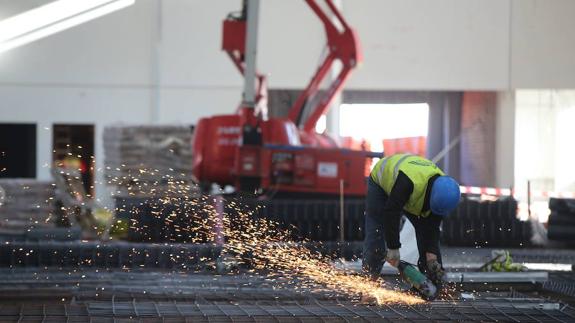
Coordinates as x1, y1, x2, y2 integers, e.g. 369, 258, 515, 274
193, 116, 300, 185
193, 115, 372, 196
192, 0, 376, 197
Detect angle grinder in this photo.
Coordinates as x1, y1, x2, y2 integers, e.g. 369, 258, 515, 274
397, 260, 438, 301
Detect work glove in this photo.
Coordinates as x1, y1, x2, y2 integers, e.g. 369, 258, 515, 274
385, 249, 400, 267
426, 259, 445, 288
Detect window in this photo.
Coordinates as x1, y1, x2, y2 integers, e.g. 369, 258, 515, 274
0, 123, 36, 178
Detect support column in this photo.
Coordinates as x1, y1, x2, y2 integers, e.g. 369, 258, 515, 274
495, 91, 515, 188
460, 92, 497, 187
326, 94, 341, 138
242, 0, 260, 107
325, 0, 343, 140
150, 0, 163, 123
36, 121, 52, 181
94, 123, 114, 209
426, 93, 462, 180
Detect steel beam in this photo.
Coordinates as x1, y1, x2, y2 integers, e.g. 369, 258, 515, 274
242, 0, 259, 107
445, 271, 548, 283
336, 260, 548, 283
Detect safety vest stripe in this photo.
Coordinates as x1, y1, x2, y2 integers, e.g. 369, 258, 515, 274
393, 154, 413, 180
376, 157, 389, 184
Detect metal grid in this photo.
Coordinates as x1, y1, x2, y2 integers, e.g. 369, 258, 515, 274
544, 282, 575, 298
549, 272, 575, 284
1, 269, 575, 322
0, 270, 323, 304
0, 298, 574, 323
544, 272, 575, 298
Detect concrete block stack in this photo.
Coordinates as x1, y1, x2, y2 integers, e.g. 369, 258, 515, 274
0, 179, 55, 231
441, 196, 533, 247
547, 198, 575, 243
103, 125, 198, 197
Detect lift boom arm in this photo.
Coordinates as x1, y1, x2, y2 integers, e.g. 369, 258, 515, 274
287, 0, 362, 132
221, 0, 361, 133
222, 3, 268, 120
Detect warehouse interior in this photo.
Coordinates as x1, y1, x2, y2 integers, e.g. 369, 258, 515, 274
1, 0, 575, 321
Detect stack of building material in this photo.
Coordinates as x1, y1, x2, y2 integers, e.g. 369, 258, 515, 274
442, 196, 533, 247
103, 125, 197, 197
548, 198, 575, 243
247, 198, 366, 242
0, 179, 55, 232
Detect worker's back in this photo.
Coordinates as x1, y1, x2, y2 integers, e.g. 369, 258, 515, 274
370, 154, 444, 216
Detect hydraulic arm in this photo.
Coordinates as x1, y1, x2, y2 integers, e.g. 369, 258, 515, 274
287, 0, 362, 133
222, 0, 362, 134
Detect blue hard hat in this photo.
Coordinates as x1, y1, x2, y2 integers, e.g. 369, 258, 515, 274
430, 176, 461, 216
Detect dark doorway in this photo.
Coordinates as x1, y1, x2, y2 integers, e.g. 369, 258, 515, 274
0, 124, 36, 178
52, 125, 95, 197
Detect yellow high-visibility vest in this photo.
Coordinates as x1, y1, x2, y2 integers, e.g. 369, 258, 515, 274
370, 154, 444, 217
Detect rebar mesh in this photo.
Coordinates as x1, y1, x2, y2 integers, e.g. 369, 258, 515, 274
0, 298, 574, 323
0, 269, 575, 322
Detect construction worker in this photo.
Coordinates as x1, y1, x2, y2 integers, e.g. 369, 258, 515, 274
363, 154, 460, 287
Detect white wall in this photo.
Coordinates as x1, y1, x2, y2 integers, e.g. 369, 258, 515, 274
511, 0, 575, 88
3, 0, 574, 92
259, 0, 325, 88
345, 0, 511, 90
0, 1, 155, 86
157, 0, 244, 122
160, 0, 242, 88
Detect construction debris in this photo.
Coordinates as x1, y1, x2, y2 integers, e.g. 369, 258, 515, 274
481, 249, 527, 272
548, 198, 575, 243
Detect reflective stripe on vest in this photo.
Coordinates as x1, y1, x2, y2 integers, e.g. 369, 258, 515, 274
393, 154, 413, 180
371, 154, 410, 192
370, 154, 444, 217
375, 157, 389, 184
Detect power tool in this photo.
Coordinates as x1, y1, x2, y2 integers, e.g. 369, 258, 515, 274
397, 260, 438, 300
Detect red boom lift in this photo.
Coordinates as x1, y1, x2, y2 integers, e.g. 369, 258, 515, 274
192, 0, 378, 197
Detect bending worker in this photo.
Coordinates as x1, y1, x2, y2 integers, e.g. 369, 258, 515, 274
363, 153, 460, 286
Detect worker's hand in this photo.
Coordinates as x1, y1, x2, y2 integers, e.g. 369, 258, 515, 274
426, 259, 444, 286
385, 249, 400, 267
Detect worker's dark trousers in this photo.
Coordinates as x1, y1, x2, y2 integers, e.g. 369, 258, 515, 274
362, 177, 442, 277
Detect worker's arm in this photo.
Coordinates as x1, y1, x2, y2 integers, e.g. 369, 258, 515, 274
419, 214, 442, 257
418, 214, 444, 285
383, 171, 414, 250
